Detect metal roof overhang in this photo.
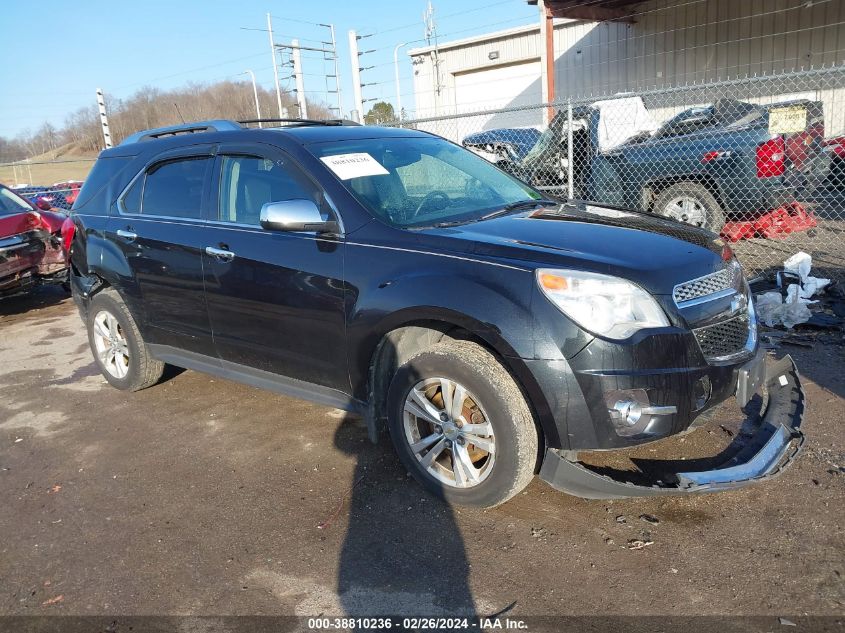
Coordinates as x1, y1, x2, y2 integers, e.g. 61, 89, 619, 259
526, 0, 644, 23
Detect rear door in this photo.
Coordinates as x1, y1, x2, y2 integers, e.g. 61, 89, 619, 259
202, 142, 348, 390
109, 145, 215, 355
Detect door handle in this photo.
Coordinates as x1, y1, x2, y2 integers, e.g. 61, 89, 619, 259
116, 229, 137, 241
205, 246, 236, 262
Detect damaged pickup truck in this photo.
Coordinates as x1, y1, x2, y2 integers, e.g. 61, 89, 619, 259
464, 96, 827, 235
66, 120, 804, 507
0, 183, 68, 297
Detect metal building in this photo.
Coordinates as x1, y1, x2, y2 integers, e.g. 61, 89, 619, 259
408, 0, 845, 134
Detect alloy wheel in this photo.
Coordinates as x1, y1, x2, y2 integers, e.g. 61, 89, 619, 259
402, 377, 496, 489
92, 310, 130, 379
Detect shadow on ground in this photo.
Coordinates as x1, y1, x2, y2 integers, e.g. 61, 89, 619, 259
335, 413, 481, 620
0, 285, 70, 317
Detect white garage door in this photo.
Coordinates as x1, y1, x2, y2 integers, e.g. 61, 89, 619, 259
453, 61, 542, 131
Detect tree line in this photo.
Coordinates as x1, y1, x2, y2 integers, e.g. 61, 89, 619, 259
0, 81, 333, 163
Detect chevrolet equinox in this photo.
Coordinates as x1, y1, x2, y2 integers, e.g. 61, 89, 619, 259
65, 119, 804, 507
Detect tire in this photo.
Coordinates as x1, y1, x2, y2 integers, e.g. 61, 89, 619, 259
652, 181, 726, 232
86, 288, 164, 391
386, 340, 538, 508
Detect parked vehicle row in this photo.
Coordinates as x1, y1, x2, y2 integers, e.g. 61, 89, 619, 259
10, 180, 83, 211
65, 118, 804, 507
463, 97, 829, 233
0, 184, 69, 297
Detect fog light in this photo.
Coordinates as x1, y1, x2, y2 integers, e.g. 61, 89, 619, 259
606, 389, 678, 437
612, 400, 643, 427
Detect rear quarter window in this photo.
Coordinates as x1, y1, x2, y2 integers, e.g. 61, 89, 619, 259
73, 156, 133, 212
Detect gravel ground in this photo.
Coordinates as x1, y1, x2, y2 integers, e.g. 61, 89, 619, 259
0, 287, 843, 626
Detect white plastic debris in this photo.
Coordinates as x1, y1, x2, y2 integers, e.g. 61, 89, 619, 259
756, 252, 832, 329
783, 251, 830, 300
755, 291, 812, 329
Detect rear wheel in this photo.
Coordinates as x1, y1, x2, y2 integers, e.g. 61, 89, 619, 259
386, 340, 538, 508
86, 289, 164, 391
652, 182, 725, 232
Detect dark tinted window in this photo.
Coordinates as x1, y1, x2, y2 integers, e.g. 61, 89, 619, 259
217, 154, 318, 225
73, 156, 132, 211
141, 157, 209, 218
121, 175, 142, 214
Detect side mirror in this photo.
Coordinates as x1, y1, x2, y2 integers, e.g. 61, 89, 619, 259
35, 198, 52, 211
259, 199, 339, 234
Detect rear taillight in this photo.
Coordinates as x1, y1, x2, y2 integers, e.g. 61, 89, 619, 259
25, 211, 42, 229
61, 217, 76, 254
756, 136, 786, 178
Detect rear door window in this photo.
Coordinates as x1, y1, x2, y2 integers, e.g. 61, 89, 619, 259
138, 157, 210, 219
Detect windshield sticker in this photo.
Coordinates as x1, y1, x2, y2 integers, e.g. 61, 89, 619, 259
768, 105, 807, 134
320, 153, 389, 180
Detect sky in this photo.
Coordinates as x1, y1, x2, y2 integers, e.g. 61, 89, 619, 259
0, 0, 539, 138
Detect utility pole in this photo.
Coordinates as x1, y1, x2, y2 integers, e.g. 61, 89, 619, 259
348, 31, 376, 123
96, 88, 112, 149
274, 35, 339, 120
348, 30, 364, 122
319, 23, 343, 117
243, 69, 262, 126
291, 39, 308, 118
394, 42, 410, 120
267, 13, 285, 118
423, 2, 441, 98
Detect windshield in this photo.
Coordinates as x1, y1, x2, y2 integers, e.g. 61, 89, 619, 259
0, 187, 34, 216
308, 136, 543, 228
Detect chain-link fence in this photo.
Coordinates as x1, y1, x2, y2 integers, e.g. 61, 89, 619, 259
387, 65, 845, 281
0, 156, 95, 214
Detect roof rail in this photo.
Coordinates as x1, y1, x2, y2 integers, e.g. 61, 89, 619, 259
120, 120, 243, 145
238, 118, 362, 127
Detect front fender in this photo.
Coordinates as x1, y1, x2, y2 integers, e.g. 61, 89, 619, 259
345, 258, 574, 448
348, 266, 532, 373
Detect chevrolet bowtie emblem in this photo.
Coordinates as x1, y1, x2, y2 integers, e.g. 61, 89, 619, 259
731, 293, 748, 314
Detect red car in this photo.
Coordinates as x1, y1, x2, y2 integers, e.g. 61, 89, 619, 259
0, 183, 69, 297
52, 180, 83, 207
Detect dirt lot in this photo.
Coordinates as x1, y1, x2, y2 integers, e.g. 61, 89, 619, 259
0, 287, 843, 628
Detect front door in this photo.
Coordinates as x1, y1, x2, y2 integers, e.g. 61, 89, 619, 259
201, 143, 348, 391
108, 148, 215, 355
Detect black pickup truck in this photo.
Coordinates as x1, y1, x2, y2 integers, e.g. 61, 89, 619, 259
463, 96, 828, 232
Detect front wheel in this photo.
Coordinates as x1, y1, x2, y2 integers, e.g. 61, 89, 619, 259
386, 341, 538, 508
652, 182, 726, 232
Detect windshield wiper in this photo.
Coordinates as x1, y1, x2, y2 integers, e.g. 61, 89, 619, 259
431, 219, 473, 228
503, 198, 559, 211
480, 198, 559, 221
425, 199, 559, 229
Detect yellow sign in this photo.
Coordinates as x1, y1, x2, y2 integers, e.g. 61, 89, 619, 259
769, 106, 807, 134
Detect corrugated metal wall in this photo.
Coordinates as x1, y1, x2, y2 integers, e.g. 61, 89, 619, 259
411, 24, 547, 118
410, 0, 845, 132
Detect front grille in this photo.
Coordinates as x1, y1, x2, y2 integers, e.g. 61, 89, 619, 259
692, 314, 751, 361
673, 266, 738, 304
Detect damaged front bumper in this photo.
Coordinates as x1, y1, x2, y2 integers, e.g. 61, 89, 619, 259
539, 354, 805, 499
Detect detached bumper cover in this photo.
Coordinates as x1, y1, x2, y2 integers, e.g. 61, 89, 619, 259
539, 355, 805, 499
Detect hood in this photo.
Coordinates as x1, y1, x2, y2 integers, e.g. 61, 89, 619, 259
418, 202, 728, 296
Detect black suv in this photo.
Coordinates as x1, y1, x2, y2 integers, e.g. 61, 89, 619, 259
66, 119, 804, 507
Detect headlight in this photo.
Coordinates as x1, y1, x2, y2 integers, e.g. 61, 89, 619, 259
536, 268, 669, 339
